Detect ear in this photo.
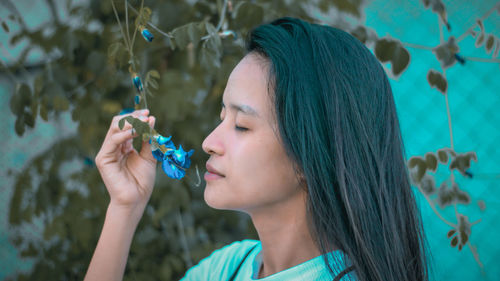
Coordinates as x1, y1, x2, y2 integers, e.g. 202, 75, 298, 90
298, 173, 308, 189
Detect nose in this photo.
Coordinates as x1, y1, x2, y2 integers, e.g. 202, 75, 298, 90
202, 124, 224, 156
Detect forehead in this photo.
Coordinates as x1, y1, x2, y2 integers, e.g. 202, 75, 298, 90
222, 54, 272, 118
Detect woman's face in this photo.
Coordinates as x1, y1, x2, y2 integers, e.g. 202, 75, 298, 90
202, 54, 304, 213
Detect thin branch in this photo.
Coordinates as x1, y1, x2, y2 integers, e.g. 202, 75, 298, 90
466, 241, 484, 269
457, 2, 500, 43
215, 0, 229, 32
202, 0, 228, 40
401, 42, 434, 50
175, 208, 193, 268
44, 0, 60, 25
470, 218, 482, 226
415, 184, 457, 228
127, 2, 173, 38
0, 57, 19, 82
124, 0, 131, 50
0, 42, 32, 78
463, 56, 500, 63
438, 14, 444, 44
110, 0, 131, 53
0, 0, 27, 29
443, 70, 454, 150
130, 0, 144, 51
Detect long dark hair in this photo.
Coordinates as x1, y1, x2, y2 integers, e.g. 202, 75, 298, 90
246, 17, 429, 281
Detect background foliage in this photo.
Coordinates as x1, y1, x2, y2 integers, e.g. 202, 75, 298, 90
1, 0, 499, 280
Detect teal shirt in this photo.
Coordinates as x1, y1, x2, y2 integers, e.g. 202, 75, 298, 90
181, 239, 355, 281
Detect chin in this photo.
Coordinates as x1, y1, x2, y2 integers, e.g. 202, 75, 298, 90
203, 183, 240, 210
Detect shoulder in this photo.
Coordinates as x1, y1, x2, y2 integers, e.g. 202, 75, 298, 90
180, 239, 260, 281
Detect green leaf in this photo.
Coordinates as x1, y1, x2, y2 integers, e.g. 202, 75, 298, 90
53, 95, 69, 111
485, 34, 494, 53
407, 156, 427, 184
148, 70, 160, 79
145, 70, 160, 90
118, 116, 152, 138
24, 112, 35, 128
447, 229, 456, 238
15, 114, 25, 136
107, 42, 127, 65
437, 149, 449, 163
135, 7, 152, 28
374, 38, 397, 62
475, 32, 485, 48
419, 174, 436, 195
493, 40, 500, 58
172, 22, 205, 49
427, 69, 447, 94
10, 83, 32, 115
40, 102, 48, 121
148, 78, 159, 89
391, 44, 410, 76
425, 152, 438, 171
200, 43, 220, 69
350, 26, 367, 44
1, 21, 9, 33
432, 37, 459, 68
34, 74, 44, 94
374, 37, 410, 76
449, 151, 477, 176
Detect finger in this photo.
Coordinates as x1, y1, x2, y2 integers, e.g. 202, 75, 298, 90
121, 138, 134, 154
100, 129, 137, 156
139, 116, 157, 162
110, 109, 150, 134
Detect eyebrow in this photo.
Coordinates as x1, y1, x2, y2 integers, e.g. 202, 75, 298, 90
221, 101, 259, 117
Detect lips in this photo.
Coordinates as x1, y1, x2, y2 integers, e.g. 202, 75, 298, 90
206, 163, 225, 177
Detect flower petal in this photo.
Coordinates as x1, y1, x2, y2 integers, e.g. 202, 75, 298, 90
162, 159, 186, 179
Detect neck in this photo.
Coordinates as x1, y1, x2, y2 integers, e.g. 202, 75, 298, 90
248, 191, 321, 278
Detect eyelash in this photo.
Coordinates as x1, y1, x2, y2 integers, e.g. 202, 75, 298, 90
218, 117, 248, 132
235, 126, 248, 132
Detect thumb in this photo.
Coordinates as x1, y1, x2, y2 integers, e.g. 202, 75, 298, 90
140, 116, 157, 163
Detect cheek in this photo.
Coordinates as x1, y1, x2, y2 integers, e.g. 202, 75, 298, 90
204, 134, 301, 210
232, 137, 300, 201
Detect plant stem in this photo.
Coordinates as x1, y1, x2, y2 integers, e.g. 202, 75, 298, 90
127, 2, 173, 38
415, 184, 457, 228
175, 208, 193, 268
457, 2, 500, 43
438, 14, 444, 44
401, 42, 434, 50
463, 56, 500, 63
130, 0, 144, 51
110, 0, 131, 53
445, 93, 454, 151
466, 241, 484, 269
470, 218, 482, 226
124, 0, 131, 50
201, 0, 228, 40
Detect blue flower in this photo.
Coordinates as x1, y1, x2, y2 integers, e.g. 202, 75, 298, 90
150, 134, 194, 180
132, 75, 143, 92
119, 107, 134, 115
162, 160, 186, 179
134, 95, 141, 105
141, 28, 154, 42
170, 144, 194, 169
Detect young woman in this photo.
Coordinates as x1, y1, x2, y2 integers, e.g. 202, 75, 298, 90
85, 17, 429, 281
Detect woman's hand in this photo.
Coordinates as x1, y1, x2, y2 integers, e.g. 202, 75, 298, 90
95, 109, 157, 210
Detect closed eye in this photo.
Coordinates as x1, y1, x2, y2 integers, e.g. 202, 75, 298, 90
235, 126, 248, 132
